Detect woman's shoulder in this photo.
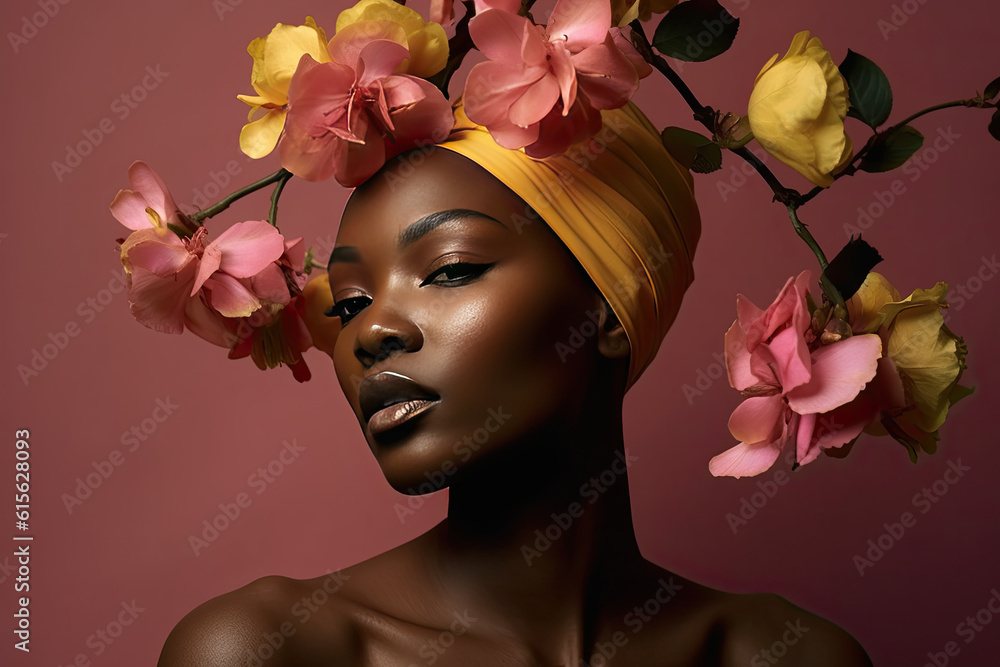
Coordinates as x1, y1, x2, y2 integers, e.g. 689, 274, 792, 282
713, 589, 872, 666
156, 573, 360, 667
628, 565, 872, 666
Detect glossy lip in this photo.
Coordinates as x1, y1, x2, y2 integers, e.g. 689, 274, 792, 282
367, 398, 440, 438
359, 371, 441, 435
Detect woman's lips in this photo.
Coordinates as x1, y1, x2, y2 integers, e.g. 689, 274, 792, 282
367, 397, 440, 437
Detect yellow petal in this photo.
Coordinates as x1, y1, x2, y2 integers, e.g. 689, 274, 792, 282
301, 274, 340, 358
242, 17, 331, 106
335, 0, 448, 77
747, 31, 852, 188
400, 20, 448, 78
887, 299, 963, 432
239, 109, 287, 159
847, 272, 901, 334
237, 94, 270, 108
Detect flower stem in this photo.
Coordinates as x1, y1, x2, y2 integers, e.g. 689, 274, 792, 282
426, 1, 478, 95
268, 170, 294, 229
797, 98, 978, 205
628, 20, 800, 207
190, 168, 292, 223
892, 99, 973, 130
786, 206, 829, 271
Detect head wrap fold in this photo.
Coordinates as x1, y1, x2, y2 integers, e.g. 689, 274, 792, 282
436, 98, 701, 393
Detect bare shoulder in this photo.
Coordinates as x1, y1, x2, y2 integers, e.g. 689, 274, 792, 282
156, 573, 359, 667
717, 591, 873, 667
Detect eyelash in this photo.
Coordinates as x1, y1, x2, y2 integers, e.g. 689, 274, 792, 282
324, 261, 494, 324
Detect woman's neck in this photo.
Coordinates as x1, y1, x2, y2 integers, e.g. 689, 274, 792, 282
423, 402, 646, 639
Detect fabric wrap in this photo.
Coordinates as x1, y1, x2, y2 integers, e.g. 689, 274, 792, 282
436, 98, 701, 392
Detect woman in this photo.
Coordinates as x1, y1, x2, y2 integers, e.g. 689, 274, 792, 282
156, 100, 873, 665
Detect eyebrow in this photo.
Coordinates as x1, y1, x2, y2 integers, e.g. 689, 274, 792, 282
328, 209, 506, 268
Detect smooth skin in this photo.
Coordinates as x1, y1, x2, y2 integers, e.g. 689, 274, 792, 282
158, 148, 873, 666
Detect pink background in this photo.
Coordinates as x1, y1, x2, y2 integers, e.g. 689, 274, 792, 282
3, 0, 999, 664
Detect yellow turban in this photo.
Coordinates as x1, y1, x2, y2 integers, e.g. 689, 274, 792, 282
436, 98, 701, 393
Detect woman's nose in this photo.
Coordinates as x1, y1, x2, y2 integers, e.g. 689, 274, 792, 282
354, 306, 422, 367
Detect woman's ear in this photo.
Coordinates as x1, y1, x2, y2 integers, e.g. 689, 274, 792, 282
596, 297, 629, 361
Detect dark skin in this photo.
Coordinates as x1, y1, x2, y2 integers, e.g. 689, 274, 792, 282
158, 148, 873, 666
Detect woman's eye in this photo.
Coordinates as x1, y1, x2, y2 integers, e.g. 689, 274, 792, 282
325, 263, 493, 324
420, 262, 494, 287
324, 296, 370, 325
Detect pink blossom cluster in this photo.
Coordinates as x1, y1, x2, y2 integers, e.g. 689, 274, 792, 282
710, 271, 884, 477
110, 161, 314, 381
463, 0, 652, 157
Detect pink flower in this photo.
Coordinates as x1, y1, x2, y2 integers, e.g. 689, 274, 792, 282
430, 0, 456, 27
118, 221, 286, 336
227, 294, 315, 383
109, 161, 193, 233
183, 237, 315, 382
464, 0, 651, 157
709, 271, 883, 478
279, 24, 454, 186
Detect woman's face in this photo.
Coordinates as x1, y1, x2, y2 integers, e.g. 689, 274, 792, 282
327, 147, 627, 493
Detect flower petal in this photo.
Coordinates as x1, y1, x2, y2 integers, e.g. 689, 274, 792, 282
548, 0, 612, 52
728, 394, 787, 445
203, 274, 263, 318
210, 221, 286, 278
786, 333, 882, 414
126, 263, 199, 334
469, 9, 533, 64
709, 440, 783, 478
239, 109, 288, 159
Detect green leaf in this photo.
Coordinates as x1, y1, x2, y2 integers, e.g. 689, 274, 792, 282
880, 415, 920, 463
652, 0, 739, 63
660, 127, 723, 173
984, 75, 1000, 101
822, 236, 884, 302
989, 109, 1000, 142
859, 125, 924, 173
839, 49, 893, 129
822, 434, 859, 459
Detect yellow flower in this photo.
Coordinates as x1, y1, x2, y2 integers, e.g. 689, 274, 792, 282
301, 274, 339, 358
335, 0, 448, 78
612, 0, 679, 27
237, 17, 332, 159
847, 273, 968, 436
747, 31, 853, 187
